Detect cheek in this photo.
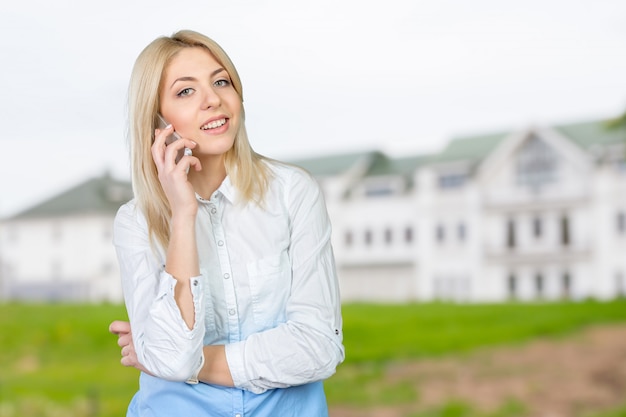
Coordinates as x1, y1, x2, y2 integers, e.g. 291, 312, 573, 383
167, 112, 197, 136
225, 90, 243, 117
231, 99, 244, 125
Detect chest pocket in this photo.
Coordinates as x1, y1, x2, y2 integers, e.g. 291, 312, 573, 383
247, 250, 291, 329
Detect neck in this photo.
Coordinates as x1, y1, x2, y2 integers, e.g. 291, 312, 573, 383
189, 155, 227, 200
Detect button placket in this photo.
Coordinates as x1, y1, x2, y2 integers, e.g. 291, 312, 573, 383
209, 197, 240, 342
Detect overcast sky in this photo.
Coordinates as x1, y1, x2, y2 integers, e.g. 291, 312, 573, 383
1, 0, 625, 217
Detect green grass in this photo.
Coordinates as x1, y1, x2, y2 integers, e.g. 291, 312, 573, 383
0, 303, 134, 417
341, 299, 626, 363
1, 300, 626, 417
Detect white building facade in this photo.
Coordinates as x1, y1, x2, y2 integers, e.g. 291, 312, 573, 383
296, 119, 626, 303
0, 175, 132, 302
1, 119, 625, 303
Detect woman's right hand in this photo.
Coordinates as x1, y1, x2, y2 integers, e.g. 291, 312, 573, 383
109, 320, 153, 375
151, 125, 202, 217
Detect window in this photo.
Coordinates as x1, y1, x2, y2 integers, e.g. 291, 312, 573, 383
533, 217, 542, 238
458, 223, 466, 241
363, 178, 402, 197
345, 230, 353, 247
364, 185, 394, 197
507, 218, 516, 249
405, 227, 414, 244
535, 273, 544, 298
384, 228, 393, 245
561, 215, 570, 246
438, 173, 466, 189
507, 273, 517, 299
617, 212, 625, 234
516, 135, 558, 188
364, 229, 373, 246
562, 272, 571, 299
435, 224, 445, 244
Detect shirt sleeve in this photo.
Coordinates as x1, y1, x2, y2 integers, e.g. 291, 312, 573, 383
225, 167, 345, 393
113, 201, 205, 381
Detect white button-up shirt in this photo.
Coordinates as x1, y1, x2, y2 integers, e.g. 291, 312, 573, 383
113, 162, 345, 399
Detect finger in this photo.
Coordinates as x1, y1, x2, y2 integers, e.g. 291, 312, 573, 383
109, 320, 131, 335
117, 333, 132, 347
153, 124, 173, 147
188, 155, 203, 172
121, 347, 139, 367
165, 138, 197, 167
121, 356, 135, 367
151, 125, 175, 168
121, 344, 135, 357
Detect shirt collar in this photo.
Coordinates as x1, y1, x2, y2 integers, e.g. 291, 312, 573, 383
217, 175, 237, 203
195, 175, 237, 204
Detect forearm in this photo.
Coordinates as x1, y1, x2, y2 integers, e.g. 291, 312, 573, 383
197, 345, 234, 387
225, 321, 343, 393
166, 214, 200, 329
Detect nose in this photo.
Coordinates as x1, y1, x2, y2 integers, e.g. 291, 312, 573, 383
201, 86, 221, 109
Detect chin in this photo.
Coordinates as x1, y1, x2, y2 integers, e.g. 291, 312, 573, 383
200, 141, 236, 157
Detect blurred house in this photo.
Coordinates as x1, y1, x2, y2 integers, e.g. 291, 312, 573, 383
1, 119, 625, 303
295, 119, 626, 302
0, 174, 132, 302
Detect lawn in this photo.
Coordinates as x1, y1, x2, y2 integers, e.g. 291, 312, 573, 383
1, 299, 625, 417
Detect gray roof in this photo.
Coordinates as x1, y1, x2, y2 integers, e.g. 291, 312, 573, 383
8, 174, 133, 220
289, 150, 431, 179
429, 118, 626, 166
289, 151, 376, 177
554, 119, 626, 150
430, 131, 508, 165
363, 152, 430, 177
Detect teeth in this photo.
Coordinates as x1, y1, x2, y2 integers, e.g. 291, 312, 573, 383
201, 119, 226, 130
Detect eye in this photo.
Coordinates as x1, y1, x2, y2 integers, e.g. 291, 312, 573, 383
214, 79, 231, 88
176, 87, 194, 97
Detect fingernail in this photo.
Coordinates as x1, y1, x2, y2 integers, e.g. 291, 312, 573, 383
166, 124, 172, 129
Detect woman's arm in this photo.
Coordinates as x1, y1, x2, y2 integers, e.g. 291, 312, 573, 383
113, 203, 205, 381
112, 126, 205, 380
152, 125, 202, 329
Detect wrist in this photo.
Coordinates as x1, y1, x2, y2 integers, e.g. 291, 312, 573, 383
169, 213, 197, 238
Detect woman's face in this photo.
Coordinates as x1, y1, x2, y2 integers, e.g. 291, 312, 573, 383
159, 47, 242, 159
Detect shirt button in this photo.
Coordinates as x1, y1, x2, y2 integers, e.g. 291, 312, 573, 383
228, 309, 236, 316
224, 273, 230, 279
210, 207, 217, 214
218, 240, 224, 246
192, 279, 198, 286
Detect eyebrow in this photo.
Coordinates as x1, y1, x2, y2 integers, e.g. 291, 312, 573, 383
170, 68, 226, 89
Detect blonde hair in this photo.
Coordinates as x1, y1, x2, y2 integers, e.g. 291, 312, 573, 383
127, 30, 271, 249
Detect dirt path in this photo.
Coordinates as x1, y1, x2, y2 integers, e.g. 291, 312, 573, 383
330, 324, 626, 417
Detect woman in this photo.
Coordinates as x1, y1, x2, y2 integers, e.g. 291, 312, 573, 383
109, 30, 344, 416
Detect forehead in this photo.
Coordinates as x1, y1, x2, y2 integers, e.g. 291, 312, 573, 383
164, 47, 222, 79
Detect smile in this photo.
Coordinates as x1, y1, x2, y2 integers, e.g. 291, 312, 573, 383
201, 118, 227, 130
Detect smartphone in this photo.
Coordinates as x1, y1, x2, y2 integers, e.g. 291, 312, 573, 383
157, 114, 191, 163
